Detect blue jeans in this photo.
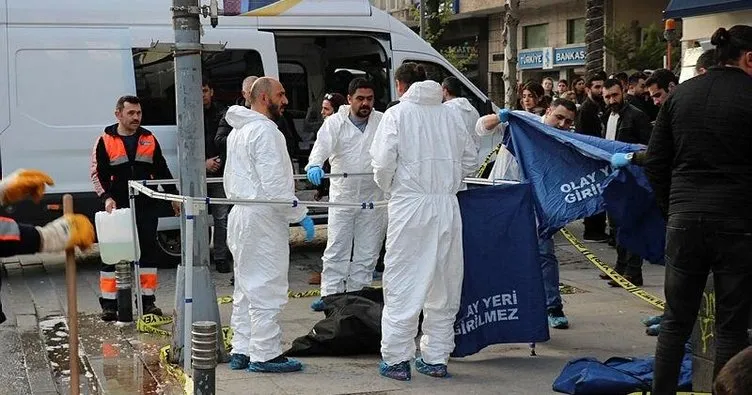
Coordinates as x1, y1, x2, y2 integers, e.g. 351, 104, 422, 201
539, 237, 562, 312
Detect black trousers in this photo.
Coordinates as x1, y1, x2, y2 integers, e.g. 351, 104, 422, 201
652, 214, 752, 394
583, 212, 607, 236
99, 197, 160, 310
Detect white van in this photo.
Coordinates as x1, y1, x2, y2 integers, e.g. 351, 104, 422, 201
0, 0, 495, 260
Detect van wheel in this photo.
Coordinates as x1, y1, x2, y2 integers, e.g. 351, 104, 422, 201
156, 230, 181, 268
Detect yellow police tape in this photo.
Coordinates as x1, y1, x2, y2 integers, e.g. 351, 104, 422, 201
136, 314, 234, 351
159, 345, 193, 395
559, 228, 665, 311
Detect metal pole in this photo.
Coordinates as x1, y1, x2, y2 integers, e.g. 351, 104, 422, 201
419, 1, 425, 39
183, 199, 195, 373
170, 0, 227, 366
192, 321, 217, 395
115, 261, 133, 323
63, 194, 80, 395
128, 185, 143, 320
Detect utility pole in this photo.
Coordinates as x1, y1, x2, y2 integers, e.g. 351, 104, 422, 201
502, 0, 520, 109
419, 1, 426, 39
169, 0, 227, 370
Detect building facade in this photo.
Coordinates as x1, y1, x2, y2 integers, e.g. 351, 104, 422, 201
372, 0, 668, 104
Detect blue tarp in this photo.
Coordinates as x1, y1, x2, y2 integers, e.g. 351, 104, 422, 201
452, 183, 549, 357
552, 345, 694, 394
504, 112, 667, 263
664, 0, 752, 19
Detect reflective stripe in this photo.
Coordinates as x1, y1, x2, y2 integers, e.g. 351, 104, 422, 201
140, 267, 158, 295
101, 292, 117, 300
102, 133, 157, 166
100, 271, 117, 297
0, 217, 20, 241
134, 154, 154, 164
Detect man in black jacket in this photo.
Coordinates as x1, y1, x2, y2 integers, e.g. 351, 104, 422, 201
575, 71, 609, 241
625, 72, 659, 122
601, 78, 652, 286
645, 25, 752, 394
202, 79, 232, 273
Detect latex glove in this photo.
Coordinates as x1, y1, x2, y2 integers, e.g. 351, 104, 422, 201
498, 109, 511, 123
36, 214, 95, 253
306, 166, 325, 186
299, 216, 315, 242
0, 169, 55, 205
611, 153, 632, 169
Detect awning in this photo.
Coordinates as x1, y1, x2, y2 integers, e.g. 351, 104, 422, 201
664, 0, 752, 19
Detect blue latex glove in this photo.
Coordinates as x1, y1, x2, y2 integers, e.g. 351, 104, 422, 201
300, 216, 315, 242
610, 153, 631, 169
498, 109, 511, 123
306, 166, 324, 186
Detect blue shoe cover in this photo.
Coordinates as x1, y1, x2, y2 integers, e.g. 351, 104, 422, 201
311, 298, 326, 312
641, 314, 663, 327
247, 356, 302, 373
379, 360, 411, 381
229, 353, 250, 370
415, 358, 448, 378
548, 313, 570, 329
646, 323, 661, 336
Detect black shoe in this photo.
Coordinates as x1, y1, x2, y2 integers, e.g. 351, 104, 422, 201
583, 232, 609, 242
609, 274, 643, 287
215, 260, 232, 274
143, 304, 163, 316
607, 235, 616, 247
101, 309, 117, 322
600, 266, 624, 280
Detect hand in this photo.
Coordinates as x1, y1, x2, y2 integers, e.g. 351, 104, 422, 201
171, 201, 181, 216
610, 153, 632, 169
0, 169, 55, 205
306, 166, 325, 186
498, 109, 511, 123
206, 157, 221, 173
38, 214, 96, 252
105, 198, 117, 213
299, 216, 315, 242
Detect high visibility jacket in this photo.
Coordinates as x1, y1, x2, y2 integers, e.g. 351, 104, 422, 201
90, 124, 177, 205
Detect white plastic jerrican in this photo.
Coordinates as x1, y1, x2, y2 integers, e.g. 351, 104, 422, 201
95, 209, 140, 265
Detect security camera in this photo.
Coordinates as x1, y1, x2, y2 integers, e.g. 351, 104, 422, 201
210, 0, 219, 28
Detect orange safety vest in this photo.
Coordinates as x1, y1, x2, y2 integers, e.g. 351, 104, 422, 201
101, 133, 157, 166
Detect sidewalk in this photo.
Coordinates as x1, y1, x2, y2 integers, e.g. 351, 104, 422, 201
0, 220, 667, 394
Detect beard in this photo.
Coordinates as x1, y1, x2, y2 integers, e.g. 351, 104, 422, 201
609, 101, 623, 113
268, 102, 284, 121
356, 106, 372, 118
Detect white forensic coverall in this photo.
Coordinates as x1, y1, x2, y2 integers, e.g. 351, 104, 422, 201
443, 97, 481, 154
223, 105, 308, 362
305, 105, 387, 296
474, 111, 543, 181
370, 80, 478, 366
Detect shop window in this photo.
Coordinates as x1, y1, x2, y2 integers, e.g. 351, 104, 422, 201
524, 23, 548, 49
403, 60, 484, 114
567, 18, 585, 44
133, 48, 264, 125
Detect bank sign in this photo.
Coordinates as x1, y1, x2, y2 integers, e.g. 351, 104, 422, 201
518, 45, 586, 70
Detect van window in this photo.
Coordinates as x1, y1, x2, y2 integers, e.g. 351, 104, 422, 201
132, 48, 264, 125
279, 62, 309, 117
404, 60, 484, 114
